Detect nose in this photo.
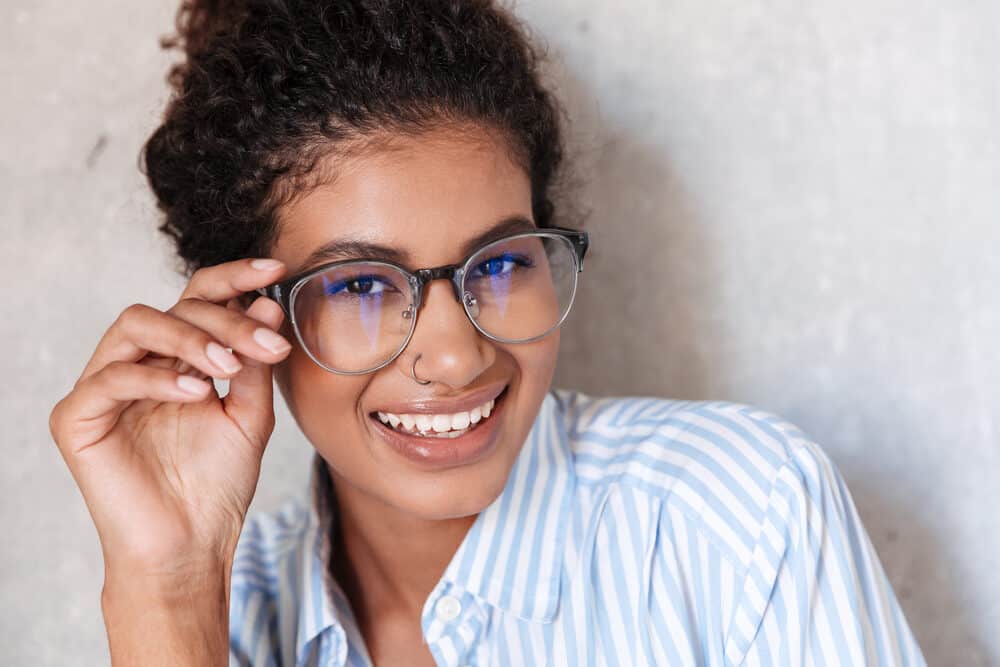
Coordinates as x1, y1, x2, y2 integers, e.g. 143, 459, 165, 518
397, 279, 496, 389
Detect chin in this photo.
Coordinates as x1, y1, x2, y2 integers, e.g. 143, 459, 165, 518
361, 381, 544, 521
390, 472, 510, 521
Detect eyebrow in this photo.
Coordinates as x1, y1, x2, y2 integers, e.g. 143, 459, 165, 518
295, 215, 537, 273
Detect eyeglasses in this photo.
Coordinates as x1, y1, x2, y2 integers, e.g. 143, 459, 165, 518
255, 226, 590, 374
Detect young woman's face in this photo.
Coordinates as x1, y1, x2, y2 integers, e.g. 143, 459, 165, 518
268, 127, 560, 520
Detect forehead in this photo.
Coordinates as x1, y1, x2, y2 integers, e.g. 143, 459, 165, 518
271, 127, 533, 273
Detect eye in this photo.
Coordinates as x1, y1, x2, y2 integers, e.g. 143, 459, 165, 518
470, 252, 532, 279
324, 275, 392, 297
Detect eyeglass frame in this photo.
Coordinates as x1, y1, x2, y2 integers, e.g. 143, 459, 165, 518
254, 225, 590, 375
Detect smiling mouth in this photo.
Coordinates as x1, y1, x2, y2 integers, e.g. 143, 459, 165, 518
369, 386, 509, 439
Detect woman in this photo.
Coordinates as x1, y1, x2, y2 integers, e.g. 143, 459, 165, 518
49, 0, 925, 665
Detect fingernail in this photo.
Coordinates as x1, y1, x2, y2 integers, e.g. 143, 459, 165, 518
251, 258, 283, 271
176, 375, 210, 395
206, 341, 242, 374
253, 327, 291, 354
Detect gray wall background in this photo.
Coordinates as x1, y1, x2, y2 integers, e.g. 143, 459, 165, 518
3, 1, 996, 664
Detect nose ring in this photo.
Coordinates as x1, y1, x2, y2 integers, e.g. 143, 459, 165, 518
411, 353, 431, 385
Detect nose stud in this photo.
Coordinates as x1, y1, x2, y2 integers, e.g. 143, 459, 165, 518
411, 353, 431, 385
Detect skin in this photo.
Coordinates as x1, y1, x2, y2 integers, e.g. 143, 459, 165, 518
48, 124, 560, 666
269, 126, 559, 664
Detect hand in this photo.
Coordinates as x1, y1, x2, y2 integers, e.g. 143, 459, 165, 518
49, 258, 293, 580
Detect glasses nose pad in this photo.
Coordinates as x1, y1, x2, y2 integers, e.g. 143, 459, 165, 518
402, 304, 416, 320
463, 291, 480, 319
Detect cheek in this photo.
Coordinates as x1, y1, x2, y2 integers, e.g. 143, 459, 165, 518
509, 328, 560, 388
274, 345, 370, 451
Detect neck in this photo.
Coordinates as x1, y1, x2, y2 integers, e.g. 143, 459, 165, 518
326, 466, 477, 620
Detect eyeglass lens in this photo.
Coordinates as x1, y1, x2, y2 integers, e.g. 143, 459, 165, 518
290, 233, 579, 373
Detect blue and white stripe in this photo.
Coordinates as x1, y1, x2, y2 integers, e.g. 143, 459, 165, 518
229, 388, 926, 666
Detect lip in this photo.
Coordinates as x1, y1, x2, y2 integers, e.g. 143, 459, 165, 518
370, 386, 509, 470
369, 380, 508, 416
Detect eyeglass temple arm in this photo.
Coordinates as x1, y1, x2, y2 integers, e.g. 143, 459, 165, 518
253, 284, 291, 316
564, 229, 590, 271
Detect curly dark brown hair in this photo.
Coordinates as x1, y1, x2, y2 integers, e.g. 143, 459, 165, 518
142, 0, 571, 279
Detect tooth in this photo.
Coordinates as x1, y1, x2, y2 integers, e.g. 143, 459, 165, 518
378, 411, 389, 423
400, 414, 415, 430
432, 414, 452, 433
482, 400, 493, 418
452, 411, 471, 430
415, 414, 433, 432
470, 406, 482, 424
387, 413, 401, 428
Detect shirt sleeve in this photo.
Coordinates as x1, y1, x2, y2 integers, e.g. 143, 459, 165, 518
724, 436, 926, 666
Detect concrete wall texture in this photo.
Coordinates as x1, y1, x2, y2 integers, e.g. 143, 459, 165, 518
3, 1, 997, 664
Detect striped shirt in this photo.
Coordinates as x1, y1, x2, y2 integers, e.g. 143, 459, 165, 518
229, 388, 926, 666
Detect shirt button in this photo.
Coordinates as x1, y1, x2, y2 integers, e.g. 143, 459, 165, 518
434, 594, 462, 621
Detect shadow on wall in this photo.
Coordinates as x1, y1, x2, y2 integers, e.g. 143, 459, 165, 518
555, 130, 719, 399
850, 477, 990, 666
548, 70, 989, 666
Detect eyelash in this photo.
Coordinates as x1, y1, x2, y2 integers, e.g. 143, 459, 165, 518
322, 275, 399, 298
468, 252, 534, 279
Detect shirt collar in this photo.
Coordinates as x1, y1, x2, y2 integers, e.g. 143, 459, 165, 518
294, 452, 346, 666
295, 388, 575, 660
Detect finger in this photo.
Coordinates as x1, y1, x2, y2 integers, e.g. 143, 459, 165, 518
167, 297, 293, 365
77, 304, 263, 385
222, 296, 286, 447
52, 361, 214, 455
138, 354, 211, 382
179, 257, 287, 303
161, 296, 243, 377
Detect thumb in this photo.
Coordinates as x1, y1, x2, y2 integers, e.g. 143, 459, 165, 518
222, 296, 286, 447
